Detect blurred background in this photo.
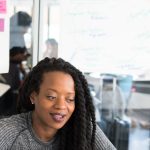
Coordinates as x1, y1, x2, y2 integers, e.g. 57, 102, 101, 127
0, 0, 150, 150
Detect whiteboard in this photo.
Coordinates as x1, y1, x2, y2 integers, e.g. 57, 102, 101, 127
59, 0, 150, 78
0, 0, 9, 73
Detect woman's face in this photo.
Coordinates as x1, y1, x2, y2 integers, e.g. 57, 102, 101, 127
31, 71, 75, 131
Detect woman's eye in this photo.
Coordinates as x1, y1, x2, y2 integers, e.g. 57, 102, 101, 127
66, 98, 75, 103
47, 96, 56, 100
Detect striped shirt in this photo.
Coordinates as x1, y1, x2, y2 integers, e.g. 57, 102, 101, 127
0, 112, 116, 150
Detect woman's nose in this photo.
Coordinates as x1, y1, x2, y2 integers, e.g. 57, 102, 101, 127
54, 98, 66, 109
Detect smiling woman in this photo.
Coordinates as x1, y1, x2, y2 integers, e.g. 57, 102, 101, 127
30, 71, 75, 140
0, 57, 116, 150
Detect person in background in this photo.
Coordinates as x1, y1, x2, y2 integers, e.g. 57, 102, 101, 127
4, 46, 30, 91
1, 46, 30, 115
43, 38, 58, 58
0, 57, 116, 150
10, 11, 32, 49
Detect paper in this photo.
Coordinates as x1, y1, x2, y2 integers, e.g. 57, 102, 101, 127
0, 83, 10, 97
0, 18, 4, 32
0, 0, 6, 13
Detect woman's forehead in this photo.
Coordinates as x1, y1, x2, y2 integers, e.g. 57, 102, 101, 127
41, 71, 74, 86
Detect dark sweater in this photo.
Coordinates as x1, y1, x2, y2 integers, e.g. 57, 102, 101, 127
0, 112, 116, 150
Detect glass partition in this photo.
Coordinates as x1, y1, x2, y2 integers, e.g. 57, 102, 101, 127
38, 0, 60, 61
10, 0, 34, 69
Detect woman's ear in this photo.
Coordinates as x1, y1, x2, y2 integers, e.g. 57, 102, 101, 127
30, 92, 37, 104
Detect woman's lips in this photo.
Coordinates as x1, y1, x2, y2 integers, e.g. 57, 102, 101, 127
50, 113, 66, 122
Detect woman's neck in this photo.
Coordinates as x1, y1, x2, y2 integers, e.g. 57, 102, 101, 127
32, 113, 57, 142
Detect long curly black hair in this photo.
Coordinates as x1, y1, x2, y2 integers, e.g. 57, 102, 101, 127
18, 57, 96, 150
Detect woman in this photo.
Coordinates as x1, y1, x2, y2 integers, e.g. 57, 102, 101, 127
0, 57, 116, 150
43, 38, 58, 58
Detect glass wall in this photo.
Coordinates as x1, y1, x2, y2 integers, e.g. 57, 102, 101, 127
38, 0, 60, 61
0, 0, 35, 118
9, 0, 33, 69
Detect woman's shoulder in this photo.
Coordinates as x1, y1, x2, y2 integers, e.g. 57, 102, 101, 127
95, 124, 117, 150
0, 112, 29, 134
0, 112, 30, 148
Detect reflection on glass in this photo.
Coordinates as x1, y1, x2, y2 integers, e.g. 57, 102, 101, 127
9, 0, 33, 69
39, 1, 60, 60
43, 38, 58, 58
10, 11, 32, 49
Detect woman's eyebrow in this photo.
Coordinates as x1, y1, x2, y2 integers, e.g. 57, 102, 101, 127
47, 88, 75, 94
